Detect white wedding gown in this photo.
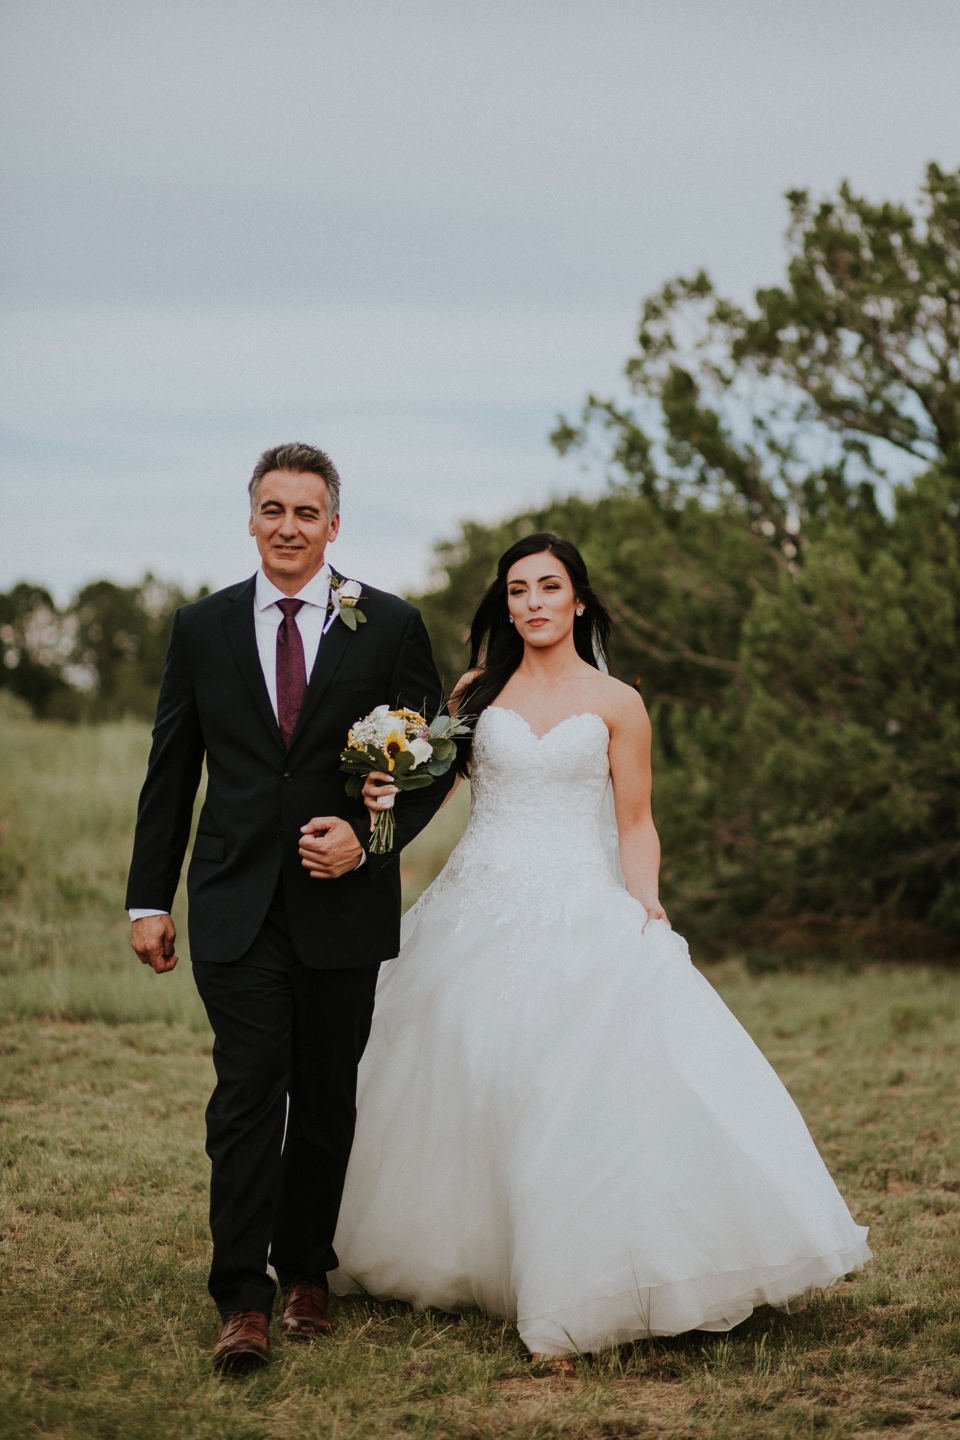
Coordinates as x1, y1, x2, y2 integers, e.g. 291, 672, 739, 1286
330, 707, 870, 1356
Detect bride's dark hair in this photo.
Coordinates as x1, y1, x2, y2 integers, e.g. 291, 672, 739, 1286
455, 533, 612, 773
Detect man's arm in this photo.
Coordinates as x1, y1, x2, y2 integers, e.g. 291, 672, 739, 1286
125, 610, 205, 967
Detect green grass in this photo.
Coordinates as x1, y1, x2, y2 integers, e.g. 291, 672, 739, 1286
0, 703, 469, 1028
2, 708, 960, 1437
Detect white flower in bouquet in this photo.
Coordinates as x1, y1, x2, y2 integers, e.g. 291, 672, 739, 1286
340, 703, 474, 853
407, 737, 434, 767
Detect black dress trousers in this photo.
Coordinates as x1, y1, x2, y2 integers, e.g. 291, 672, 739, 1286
192, 878, 380, 1319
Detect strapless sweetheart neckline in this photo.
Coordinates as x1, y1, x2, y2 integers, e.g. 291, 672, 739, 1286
487, 705, 610, 743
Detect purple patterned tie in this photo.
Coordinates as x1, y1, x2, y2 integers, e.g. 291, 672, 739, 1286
276, 598, 306, 747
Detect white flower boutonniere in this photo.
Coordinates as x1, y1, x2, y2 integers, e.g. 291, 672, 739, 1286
329, 575, 367, 631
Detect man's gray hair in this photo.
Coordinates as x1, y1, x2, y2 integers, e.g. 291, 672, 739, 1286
248, 443, 341, 520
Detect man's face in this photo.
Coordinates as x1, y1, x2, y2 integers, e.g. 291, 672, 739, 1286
249, 469, 340, 592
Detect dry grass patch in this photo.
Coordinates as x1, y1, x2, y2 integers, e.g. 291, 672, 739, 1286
2, 712, 960, 1436
1, 963, 959, 1438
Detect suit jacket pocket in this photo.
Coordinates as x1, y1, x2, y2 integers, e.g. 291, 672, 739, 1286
192, 833, 225, 863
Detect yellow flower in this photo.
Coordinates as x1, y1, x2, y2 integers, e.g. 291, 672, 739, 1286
396, 707, 427, 727
382, 730, 409, 769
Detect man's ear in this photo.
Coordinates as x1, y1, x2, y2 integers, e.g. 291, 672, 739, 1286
328, 513, 341, 543
248, 512, 256, 538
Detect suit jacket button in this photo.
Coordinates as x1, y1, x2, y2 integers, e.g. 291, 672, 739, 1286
275, 830, 282, 840
283, 772, 292, 781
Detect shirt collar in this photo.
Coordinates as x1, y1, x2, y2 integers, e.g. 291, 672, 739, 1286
255, 563, 331, 613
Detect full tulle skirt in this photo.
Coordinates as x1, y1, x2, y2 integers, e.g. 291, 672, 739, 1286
330, 880, 870, 1356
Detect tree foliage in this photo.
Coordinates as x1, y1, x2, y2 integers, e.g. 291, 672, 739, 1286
0, 577, 207, 720
417, 163, 960, 955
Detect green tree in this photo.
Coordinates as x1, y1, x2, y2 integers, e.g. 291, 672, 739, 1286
733, 468, 960, 939
552, 162, 959, 570
69, 576, 205, 720
417, 162, 960, 953
0, 576, 208, 721
0, 584, 80, 718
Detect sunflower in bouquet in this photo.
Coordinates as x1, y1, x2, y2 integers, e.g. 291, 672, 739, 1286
340, 704, 472, 853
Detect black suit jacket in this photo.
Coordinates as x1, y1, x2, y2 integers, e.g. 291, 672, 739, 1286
125, 573, 453, 968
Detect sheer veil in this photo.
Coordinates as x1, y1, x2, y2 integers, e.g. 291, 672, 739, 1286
595, 635, 628, 892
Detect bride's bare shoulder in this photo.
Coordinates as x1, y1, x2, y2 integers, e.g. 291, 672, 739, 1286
593, 673, 650, 734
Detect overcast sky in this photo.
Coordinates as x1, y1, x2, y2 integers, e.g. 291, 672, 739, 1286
3, 0, 958, 600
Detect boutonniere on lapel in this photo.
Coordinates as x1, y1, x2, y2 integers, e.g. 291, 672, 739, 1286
328, 575, 367, 631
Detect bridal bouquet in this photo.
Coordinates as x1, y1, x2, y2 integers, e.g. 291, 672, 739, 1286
340, 704, 471, 854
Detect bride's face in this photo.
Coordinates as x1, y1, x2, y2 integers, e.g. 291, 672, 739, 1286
505, 552, 580, 650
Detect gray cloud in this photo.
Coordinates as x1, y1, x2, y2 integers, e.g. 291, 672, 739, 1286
5, 0, 959, 307
2, 0, 958, 598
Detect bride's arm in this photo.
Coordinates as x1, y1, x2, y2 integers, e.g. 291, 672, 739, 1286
608, 691, 670, 928
361, 670, 479, 821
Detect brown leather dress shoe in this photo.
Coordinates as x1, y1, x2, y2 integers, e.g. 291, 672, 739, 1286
212, 1309, 271, 1371
279, 1281, 334, 1339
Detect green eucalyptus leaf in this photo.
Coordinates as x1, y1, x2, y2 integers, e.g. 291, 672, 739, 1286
395, 772, 435, 790
339, 607, 358, 631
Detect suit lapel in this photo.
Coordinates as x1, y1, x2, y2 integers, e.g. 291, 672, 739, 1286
221, 576, 284, 752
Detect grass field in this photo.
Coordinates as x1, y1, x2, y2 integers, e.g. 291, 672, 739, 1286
0, 700, 470, 1029
2, 704, 960, 1438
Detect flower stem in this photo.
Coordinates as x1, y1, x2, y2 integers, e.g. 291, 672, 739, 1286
370, 810, 396, 855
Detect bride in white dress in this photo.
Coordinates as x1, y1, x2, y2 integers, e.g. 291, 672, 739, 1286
328, 533, 870, 1358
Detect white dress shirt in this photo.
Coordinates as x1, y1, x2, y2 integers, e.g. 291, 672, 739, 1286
129, 563, 360, 921
254, 563, 332, 720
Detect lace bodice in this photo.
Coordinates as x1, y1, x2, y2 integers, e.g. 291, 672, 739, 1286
409, 708, 620, 957
468, 707, 612, 867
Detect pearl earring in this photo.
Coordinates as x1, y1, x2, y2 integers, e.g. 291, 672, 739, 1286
576, 607, 585, 617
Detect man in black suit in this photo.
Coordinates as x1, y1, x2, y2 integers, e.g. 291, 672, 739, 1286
127, 443, 453, 1370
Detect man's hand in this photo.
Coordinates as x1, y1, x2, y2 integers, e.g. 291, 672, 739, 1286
299, 816, 364, 878
131, 914, 179, 973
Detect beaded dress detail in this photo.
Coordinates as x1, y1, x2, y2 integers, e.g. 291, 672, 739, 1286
331, 708, 870, 1356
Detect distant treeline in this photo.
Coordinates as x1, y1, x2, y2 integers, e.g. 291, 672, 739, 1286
0, 576, 208, 722
4, 162, 958, 956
